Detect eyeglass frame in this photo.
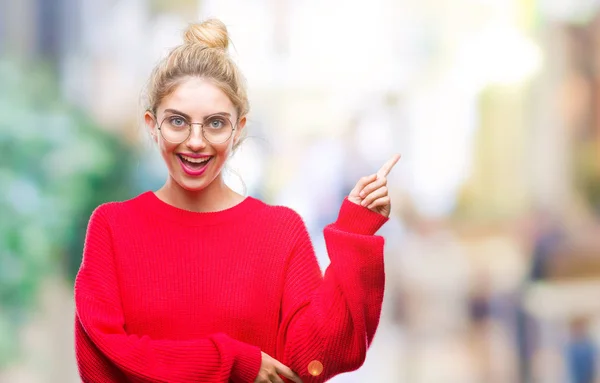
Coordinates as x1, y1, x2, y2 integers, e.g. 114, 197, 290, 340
152, 112, 238, 145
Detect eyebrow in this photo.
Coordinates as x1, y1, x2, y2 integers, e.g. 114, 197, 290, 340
163, 108, 232, 120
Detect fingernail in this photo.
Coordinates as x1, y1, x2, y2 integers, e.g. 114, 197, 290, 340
360, 191, 365, 198
308, 360, 323, 377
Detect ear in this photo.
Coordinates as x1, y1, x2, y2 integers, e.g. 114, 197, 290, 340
234, 116, 246, 146
144, 111, 158, 144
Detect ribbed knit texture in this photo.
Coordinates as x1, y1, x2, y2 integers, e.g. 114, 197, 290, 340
74, 191, 388, 383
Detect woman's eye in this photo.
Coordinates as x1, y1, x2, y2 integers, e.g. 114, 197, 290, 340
170, 117, 186, 127
208, 119, 224, 129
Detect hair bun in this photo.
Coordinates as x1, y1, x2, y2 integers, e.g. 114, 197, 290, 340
183, 19, 229, 49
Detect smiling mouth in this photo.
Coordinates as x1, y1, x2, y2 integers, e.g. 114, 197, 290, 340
177, 154, 212, 171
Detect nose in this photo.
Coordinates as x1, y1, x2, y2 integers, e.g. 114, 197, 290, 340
185, 123, 207, 151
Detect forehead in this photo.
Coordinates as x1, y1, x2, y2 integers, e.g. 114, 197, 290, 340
159, 77, 236, 118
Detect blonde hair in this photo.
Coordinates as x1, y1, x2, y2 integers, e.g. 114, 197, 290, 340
144, 19, 249, 149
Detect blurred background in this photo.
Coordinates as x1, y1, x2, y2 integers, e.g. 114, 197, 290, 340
1, 0, 600, 382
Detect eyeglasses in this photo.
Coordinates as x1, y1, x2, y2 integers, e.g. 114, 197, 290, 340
156, 114, 236, 145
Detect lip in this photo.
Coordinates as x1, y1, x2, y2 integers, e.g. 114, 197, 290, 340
177, 154, 212, 176
177, 152, 212, 159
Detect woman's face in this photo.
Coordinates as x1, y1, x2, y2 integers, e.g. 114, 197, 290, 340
145, 77, 246, 193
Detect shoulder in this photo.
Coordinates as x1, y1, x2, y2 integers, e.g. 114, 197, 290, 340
250, 198, 307, 228
88, 192, 151, 224
248, 198, 310, 245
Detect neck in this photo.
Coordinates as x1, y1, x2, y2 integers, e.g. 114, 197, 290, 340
157, 174, 243, 213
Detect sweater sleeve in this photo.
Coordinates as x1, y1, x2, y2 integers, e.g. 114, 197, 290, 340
275, 198, 388, 382
74, 206, 262, 383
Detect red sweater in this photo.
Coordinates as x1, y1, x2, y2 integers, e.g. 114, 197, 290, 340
74, 191, 388, 383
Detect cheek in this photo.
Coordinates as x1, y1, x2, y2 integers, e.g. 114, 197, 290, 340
215, 143, 234, 161
158, 141, 178, 160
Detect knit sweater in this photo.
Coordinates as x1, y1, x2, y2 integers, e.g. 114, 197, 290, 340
74, 191, 388, 383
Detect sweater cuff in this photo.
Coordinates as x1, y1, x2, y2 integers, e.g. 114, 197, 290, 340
231, 340, 261, 383
333, 198, 389, 235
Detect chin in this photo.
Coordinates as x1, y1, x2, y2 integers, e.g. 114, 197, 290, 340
175, 178, 211, 192
167, 159, 224, 193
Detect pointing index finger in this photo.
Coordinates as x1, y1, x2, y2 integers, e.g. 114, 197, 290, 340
377, 154, 401, 178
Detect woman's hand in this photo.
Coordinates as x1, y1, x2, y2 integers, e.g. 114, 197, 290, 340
348, 154, 401, 218
254, 351, 303, 383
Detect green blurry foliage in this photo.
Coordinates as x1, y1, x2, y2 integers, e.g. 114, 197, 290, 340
0, 60, 138, 367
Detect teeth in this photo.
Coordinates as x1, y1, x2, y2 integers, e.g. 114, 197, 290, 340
180, 155, 210, 164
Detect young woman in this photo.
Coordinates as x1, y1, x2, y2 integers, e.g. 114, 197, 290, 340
74, 19, 400, 383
